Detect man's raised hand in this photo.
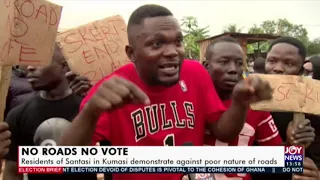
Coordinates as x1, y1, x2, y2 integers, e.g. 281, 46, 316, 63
232, 76, 273, 106
85, 76, 150, 115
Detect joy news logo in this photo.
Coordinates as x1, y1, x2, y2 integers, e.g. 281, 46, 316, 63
284, 146, 303, 162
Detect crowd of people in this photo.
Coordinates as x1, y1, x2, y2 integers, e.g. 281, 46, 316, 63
0, 3, 318, 180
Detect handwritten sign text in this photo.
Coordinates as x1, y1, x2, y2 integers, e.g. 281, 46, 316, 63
56, 15, 130, 84
0, 0, 62, 66
251, 74, 320, 115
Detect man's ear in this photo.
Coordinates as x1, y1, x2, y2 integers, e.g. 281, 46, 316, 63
125, 45, 135, 63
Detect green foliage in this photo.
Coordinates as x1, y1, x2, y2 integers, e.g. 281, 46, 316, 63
306, 38, 320, 56
180, 16, 210, 59
182, 17, 320, 59
248, 24, 264, 34
245, 19, 319, 56
222, 24, 243, 33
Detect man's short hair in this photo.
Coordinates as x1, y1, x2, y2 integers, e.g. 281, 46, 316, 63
268, 36, 306, 60
128, 4, 172, 27
205, 36, 240, 60
127, 4, 173, 43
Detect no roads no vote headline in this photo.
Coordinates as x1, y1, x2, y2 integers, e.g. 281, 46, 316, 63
18, 146, 301, 167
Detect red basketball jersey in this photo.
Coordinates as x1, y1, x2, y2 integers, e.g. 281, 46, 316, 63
204, 100, 282, 180
80, 60, 226, 180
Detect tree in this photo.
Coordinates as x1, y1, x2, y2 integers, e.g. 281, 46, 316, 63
306, 38, 320, 56
222, 24, 243, 33
248, 24, 264, 34
180, 16, 210, 59
181, 16, 198, 33
247, 19, 311, 54
248, 19, 309, 45
247, 24, 269, 53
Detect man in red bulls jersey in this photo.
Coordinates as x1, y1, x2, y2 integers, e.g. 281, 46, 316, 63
202, 37, 316, 180
61, 4, 274, 180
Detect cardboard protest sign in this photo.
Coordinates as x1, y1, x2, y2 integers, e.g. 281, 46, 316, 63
56, 15, 130, 84
0, 66, 12, 121
250, 74, 320, 115
0, 0, 62, 66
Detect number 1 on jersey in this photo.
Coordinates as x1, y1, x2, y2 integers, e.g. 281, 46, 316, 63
163, 134, 175, 146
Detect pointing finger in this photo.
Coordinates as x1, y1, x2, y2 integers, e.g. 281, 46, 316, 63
115, 77, 150, 105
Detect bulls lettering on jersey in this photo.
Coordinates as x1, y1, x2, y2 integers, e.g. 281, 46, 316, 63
131, 101, 195, 142
80, 61, 226, 180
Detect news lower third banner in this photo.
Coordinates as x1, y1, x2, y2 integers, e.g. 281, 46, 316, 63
18, 146, 303, 174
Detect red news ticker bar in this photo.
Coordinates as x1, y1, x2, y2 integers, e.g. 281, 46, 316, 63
18, 167, 63, 174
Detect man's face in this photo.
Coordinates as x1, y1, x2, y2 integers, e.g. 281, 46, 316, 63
127, 16, 185, 86
207, 42, 244, 92
265, 43, 303, 75
27, 53, 66, 91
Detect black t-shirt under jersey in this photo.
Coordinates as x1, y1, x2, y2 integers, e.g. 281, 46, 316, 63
5, 93, 97, 180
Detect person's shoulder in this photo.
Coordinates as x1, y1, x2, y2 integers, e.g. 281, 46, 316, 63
5, 98, 32, 123
181, 60, 203, 71
180, 60, 213, 92
181, 60, 208, 77
114, 63, 136, 76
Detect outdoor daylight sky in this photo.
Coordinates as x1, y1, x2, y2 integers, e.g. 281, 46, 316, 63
49, 0, 320, 40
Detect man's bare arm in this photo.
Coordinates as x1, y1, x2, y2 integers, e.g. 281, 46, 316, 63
209, 101, 247, 142
210, 76, 272, 142
60, 106, 99, 146
3, 161, 23, 180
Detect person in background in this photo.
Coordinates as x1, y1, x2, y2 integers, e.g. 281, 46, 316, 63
202, 36, 316, 180
303, 55, 320, 170
252, 37, 320, 180
5, 64, 92, 119
60, 4, 273, 180
1, 56, 91, 178
247, 57, 254, 73
4, 65, 34, 118
253, 57, 266, 74
3, 44, 96, 180
303, 56, 320, 79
